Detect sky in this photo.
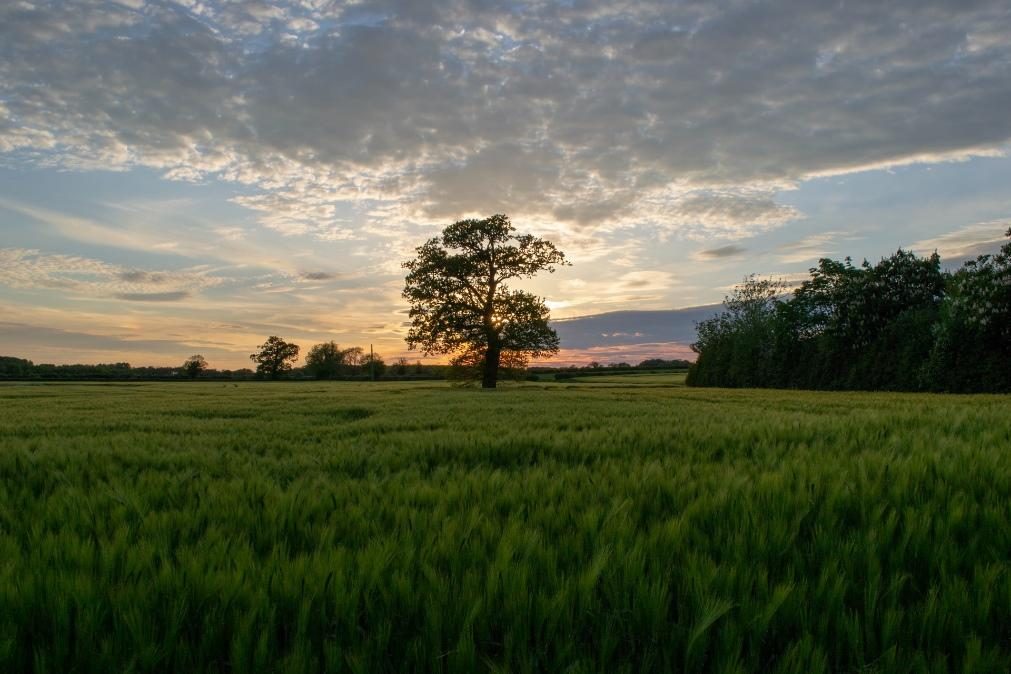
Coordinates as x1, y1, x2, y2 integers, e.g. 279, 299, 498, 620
2, 0, 1011, 368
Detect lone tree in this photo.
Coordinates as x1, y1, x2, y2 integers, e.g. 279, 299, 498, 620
403, 214, 568, 388
249, 336, 300, 380
181, 354, 208, 379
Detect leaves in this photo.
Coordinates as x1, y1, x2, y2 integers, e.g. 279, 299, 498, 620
249, 336, 300, 380
402, 214, 568, 385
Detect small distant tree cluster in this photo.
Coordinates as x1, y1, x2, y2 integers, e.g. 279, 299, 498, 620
304, 342, 386, 380
687, 229, 1011, 392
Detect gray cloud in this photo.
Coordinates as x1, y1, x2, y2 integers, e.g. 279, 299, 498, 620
2, 1, 1011, 239
698, 244, 748, 259
119, 270, 168, 284
0, 320, 238, 359
114, 290, 191, 302
552, 306, 721, 349
299, 271, 337, 281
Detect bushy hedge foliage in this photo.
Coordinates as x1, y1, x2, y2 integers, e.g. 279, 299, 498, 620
688, 230, 1011, 392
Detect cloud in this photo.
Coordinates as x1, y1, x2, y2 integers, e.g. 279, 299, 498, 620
299, 271, 338, 281
534, 342, 697, 367
0, 320, 240, 362
776, 231, 858, 264
0, 248, 223, 300
118, 270, 170, 284
661, 190, 802, 239
909, 220, 1010, 263
696, 244, 748, 260
2, 0, 1011, 242
114, 290, 191, 302
552, 306, 720, 349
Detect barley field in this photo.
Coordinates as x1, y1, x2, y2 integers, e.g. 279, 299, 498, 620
0, 381, 1008, 673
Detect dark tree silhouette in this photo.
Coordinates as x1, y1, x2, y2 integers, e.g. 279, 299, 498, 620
249, 336, 300, 380
403, 214, 568, 388
181, 354, 208, 379
305, 341, 345, 379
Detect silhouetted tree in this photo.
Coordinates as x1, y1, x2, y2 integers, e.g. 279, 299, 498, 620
181, 354, 208, 379
341, 347, 365, 375
305, 341, 345, 379
361, 352, 386, 378
393, 357, 410, 375
249, 336, 300, 380
403, 214, 568, 388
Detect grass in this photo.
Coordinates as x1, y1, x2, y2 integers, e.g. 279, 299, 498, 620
0, 381, 1008, 673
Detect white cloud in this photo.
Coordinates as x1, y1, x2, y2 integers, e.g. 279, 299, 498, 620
909, 220, 1011, 262
2, 0, 1010, 242
0, 247, 224, 300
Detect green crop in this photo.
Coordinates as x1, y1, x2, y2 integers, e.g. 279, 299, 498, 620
0, 382, 1008, 673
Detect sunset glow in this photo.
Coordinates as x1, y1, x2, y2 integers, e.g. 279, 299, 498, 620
3, 1, 1011, 367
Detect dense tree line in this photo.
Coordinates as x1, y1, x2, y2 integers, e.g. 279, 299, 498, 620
687, 229, 1011, 392
0, 342, 441, 382
0, 357, 255, 381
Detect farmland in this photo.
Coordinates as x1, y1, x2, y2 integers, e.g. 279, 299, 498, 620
1, 382, 1009, 673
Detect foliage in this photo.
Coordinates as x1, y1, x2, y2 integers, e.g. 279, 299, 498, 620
304, 341, 345, 379
1, 382, 1009, 672
249, 336, 300, 380
689, 235, 1010, 392
925, 228, 1011, 391
687, 275, 788, 388
182, 354, 208, 379
360, 352, 385, 379
403, 214, 568, 388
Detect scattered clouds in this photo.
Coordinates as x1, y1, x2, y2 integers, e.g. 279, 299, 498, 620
660, 190, 803, 240
909, 220, 1010, 263
0, 248, 222, 300
3, 0, 1011, 242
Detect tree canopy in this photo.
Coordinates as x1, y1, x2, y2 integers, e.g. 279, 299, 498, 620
403, 214, 568, 388
249, 336, 300, 380
688, 230, 1011, 392
181, 354, 208, 379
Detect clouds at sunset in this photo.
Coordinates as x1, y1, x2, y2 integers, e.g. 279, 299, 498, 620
2, 0, 1011, 365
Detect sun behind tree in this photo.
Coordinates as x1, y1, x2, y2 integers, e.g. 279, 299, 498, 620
402, 214, 568, 388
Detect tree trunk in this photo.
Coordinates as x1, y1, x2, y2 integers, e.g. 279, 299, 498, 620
482, 340, 501, 389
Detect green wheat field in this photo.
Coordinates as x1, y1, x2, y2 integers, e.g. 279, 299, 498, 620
1, 377, 1009, 673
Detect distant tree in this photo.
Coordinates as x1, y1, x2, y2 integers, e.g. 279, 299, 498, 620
305, 341, 346, 379
403, 214, 568, 388
0, 356, 34, 378
341, 346, 365, 375
393, 357, 410, 376
362, 352, 386, 379
249, 336, 300, 380
181, 354, 208, 379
